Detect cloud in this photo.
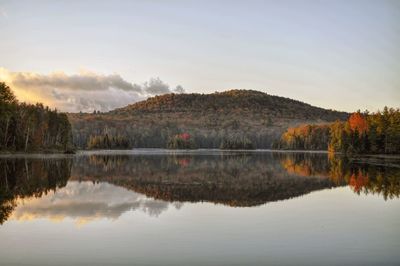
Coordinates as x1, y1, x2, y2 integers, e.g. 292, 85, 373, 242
12, 70, 142, 92
0, 68, 185, 112
174, 85, 185, 94
143, 77, 186, 95
143, 77, 171, 94
11, 181, 180, 226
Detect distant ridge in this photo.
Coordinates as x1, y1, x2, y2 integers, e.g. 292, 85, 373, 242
112, 90, 348, 121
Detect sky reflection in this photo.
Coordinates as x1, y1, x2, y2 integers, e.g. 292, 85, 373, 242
10, 181, 180, 226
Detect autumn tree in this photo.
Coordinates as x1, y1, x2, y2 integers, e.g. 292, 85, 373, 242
279, 124, 330, 150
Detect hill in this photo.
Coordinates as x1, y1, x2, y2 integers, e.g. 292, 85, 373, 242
68, 90, 348, 149
114, 90, 345, 119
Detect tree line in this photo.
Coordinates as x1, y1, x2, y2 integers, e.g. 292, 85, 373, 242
276, 124, 330, 150
0, 82, 73, 152
278, 108, 400, 154
70, 117, 275, 150
87, 134, 130, 149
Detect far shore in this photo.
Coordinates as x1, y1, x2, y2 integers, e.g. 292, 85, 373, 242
1, 148, 400, 160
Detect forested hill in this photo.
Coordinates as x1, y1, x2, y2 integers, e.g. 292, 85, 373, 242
69, 90, 349, 149
113, 90, 347, 121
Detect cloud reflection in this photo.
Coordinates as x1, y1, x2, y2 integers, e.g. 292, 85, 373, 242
10, 181, 178, 226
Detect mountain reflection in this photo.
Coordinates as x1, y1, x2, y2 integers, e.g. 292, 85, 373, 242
71, 154, 337, 207
0, 152, 399, 224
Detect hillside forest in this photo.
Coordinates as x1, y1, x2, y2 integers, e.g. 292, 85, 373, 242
68, 90, 348, 150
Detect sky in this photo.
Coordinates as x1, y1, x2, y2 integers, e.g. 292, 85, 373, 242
0, 0, 399, 112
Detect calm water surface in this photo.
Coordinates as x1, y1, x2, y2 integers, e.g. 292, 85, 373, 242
0, 150, 399, 266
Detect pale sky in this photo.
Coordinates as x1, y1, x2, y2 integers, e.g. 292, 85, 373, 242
0, 0, 399, 112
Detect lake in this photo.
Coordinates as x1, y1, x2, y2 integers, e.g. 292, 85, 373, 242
0, 150, 399, 266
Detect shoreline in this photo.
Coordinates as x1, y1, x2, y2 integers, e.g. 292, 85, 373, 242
0, 148, 399, 159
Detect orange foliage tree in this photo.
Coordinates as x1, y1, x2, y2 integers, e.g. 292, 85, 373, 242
348, 112, 368, 134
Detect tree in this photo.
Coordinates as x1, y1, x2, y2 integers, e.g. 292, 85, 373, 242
348, 111, 368, 134
0, 83, 18, 149
0, 82, 17, 104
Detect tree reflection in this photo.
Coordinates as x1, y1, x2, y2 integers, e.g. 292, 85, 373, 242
1, 152, 399, 224
0, 158, 72, 224
281, 154, 400, 200
71, 153, 338, 207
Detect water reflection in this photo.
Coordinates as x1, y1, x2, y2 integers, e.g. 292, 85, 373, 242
281, 153, 400, 200
0, 152, 399, 224
0, 158, 71, 224
72, 153, 337, 207
10, 181, 181, 226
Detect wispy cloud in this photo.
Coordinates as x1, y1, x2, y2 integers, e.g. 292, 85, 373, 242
0, 68, 185, 112
12, 70, 142, 92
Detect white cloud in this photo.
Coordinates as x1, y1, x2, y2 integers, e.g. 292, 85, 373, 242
12, 70, 141, 92
143, 77, 171, 94
0, 68, 185, 112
